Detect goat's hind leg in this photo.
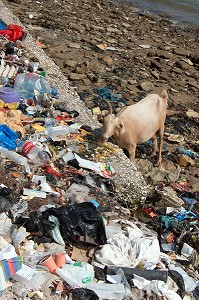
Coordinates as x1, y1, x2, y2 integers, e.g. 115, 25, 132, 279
156, 124, 164, 166
128, 143, 136, 163
151, 134, 158, 156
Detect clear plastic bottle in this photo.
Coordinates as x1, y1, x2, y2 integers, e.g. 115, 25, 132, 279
45, 125, 78, 137
18, 141, 49, 164
0, 146, 30, 173
14, 73, 51, 99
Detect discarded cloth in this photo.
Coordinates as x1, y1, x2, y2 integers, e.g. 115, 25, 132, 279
0, 24, 25, 42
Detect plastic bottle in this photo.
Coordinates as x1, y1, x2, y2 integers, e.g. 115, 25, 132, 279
0, 64, 4, 77
14, 73, 51, 99
18, 141, 49, 163
7, 65, 16, 79
2, 65, 10, 77
44, 117, 56, 127
0, 146, 30, 173
45, 125, 78, 137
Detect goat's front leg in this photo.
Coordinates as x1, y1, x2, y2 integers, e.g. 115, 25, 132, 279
128, 144, 136, 163
157, 125, 164, 166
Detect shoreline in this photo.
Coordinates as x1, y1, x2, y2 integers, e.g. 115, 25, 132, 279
112, 0, 199, 27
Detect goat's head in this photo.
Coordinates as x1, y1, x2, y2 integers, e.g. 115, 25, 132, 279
101, 100, 126, 142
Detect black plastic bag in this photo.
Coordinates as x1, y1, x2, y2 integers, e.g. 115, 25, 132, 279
169, 270, 185, 298
0, 185, 13, 212
15, 211, 56, 234
44, 202, 107, 246
70, 288, 99, 300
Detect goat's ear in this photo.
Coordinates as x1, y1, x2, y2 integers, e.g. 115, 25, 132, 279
118, 121, 125, 135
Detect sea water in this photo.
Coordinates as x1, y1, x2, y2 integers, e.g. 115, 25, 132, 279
119, 0, 199, 25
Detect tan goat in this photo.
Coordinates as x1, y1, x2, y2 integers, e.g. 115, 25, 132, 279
101, 90, 168, 165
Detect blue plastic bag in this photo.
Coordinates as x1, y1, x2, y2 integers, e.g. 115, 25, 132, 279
0, 124, 18, 150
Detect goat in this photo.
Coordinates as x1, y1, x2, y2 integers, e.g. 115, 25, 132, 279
101, 90, 168, 165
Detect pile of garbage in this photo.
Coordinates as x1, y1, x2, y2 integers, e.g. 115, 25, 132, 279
0, 23, 198, 300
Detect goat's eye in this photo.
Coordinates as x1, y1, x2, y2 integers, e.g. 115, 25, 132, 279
119, 123, 123, 128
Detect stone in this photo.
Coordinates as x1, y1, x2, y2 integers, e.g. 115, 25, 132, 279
188, 81, 199, 90
151, 70, 160, 79
75, 66, 88, 74
175, 60, 191, 71
91, 25, 105, 32
69, 73, 87, 80
139, 80, 154, 92
173, 48, 191, 56
190, 53, 199, 64
157, 187, 184, 208
137, 159, 181, 183
68, 43, 81, 49
186, 109, 199, 119
64, 60, 78, 68
150, 60, 163, 70
128, 79, 137, 85
107, 27, 120, 33
192, 182, 199, 192
100, 55, 113, 66
92, 106, 101, 115
70, 23, 85, 33
127, 84, 138, 91
89, 61, 104, 72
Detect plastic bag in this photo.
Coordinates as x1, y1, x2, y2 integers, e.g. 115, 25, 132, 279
44, 202, 107, 246
0, 124, 18, 150
69, 288, 99, 300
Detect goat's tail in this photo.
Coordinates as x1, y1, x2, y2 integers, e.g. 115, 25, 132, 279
161, 89, 168, 105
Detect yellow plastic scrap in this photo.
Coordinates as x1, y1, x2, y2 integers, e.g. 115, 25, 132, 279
31, 124, 45, 132
79, 128, 91, 135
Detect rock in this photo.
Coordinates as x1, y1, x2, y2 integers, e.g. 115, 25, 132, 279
69, 73, 87, 80
188, 81, 199, 90
151, 70, 160, 79
64, 60, 78, 68
157, 186, 184, 208
107, 37, 117, 44
190, 53, 199, 64
175, 154, 195, 167
173, 48, 191, 56
100, 55, 113, 66
137, 159, 181, 183
186, 109, 199, 118
174, 60, 191, 71
92, 106, 101, 115
91, 25, 105, 32
70, 23, 85, 33
139, 71, 150, 79
139, 80, 154, 92
107, 27, 120, 33
127, 84, 137, 91
68, 42, 81, 49
128, 79, 137, 85
192, 182, 199, 192
75, 66, 88, 74
150, 60, 163, 70
89, 61, 104, 72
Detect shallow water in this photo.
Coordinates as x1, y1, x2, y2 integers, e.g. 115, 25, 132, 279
121, 0, 199, 26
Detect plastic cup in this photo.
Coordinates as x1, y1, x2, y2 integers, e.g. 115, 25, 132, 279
40, 255, 58, 273
55, 252, 66, 268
